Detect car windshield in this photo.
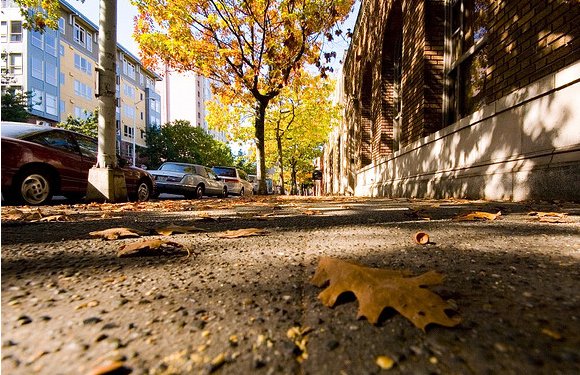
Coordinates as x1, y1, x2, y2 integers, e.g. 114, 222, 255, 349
159, 163, 195, 174
213, 167, 236, 177
1, 123, 49, 139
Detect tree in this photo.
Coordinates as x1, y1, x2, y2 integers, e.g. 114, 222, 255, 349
1, 90, 32, 122
143, 120, 234, 169
57, 110, 99, 138
134, 0, 355, 193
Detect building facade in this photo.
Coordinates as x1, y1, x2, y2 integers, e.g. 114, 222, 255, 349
322, 0, 580, 201
0, 0, 162, 162
160, 68, 226, 142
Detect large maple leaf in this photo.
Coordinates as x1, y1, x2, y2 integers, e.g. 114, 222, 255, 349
310, 257, 461, 331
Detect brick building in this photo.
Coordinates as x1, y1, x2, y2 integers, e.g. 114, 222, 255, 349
323, 0, 579, 201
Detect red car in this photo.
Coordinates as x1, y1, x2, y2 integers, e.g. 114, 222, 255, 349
1, 122, 155, 205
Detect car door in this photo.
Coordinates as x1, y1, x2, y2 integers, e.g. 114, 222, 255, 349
204, 167, 222, 195
26, 130, 85, 193
71, 134, 98, 191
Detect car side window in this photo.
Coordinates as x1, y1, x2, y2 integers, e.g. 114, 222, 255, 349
206, 168, 217, 179
27, 131, 79, 154
183, 166, 196, 175
196, 166, 208, 177
74, 135, 98, 160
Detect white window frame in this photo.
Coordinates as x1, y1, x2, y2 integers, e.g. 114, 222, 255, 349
123, 83, 135, 99
31, 30, 43, 49
73, 22, 86, 47
86, 31, 92, 52
32, 89, 44, 111
10, 21, 22, 42
45, 32, 57, 56
126, 61, 135, 80
9, 53, 22, 75
58, 17, 65, 34
124, 104, 135, 119
0, 21, 7, 43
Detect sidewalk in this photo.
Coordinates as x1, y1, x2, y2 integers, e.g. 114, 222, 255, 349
2, 197, 579, 374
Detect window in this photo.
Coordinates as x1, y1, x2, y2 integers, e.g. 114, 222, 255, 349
45, 32, 57, 56
60, 100, 65, 113
74, 106, 90, 120
123, 83, 135, 99
10, 21, 22, 42
60, 72, 65, 85
29, 131, 77, 153
75, 135, 98, 159
446, 0, 491, 123
140, 112, 143, 120
74, 80, 93, 99
86, 32, 93, 52
58, 17, 65, 34
9, 54, 22, 75
45, 62, 58, 86
0, 21, 7, 43
73, 22, 86, 46
124, 105, 135, 119
126, 61, 136, 79
139, 73, 144, 86
31, 89, 44, 111
59, 44, 65, 56
31, 56, 43, 80
31, 30, 43, 49
123, 124, 134, 137
45, 93, 58, 115
74, 53, 92, 75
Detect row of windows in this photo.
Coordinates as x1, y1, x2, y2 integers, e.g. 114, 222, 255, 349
74, 53, 92, 76
3, 53, 22, 76
73, 22, 93, 52
74, 80, 93, 100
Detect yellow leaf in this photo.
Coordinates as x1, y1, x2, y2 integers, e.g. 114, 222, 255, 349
216, 228, 269, 238
89, 228, 146, 240
154, 224, 207, 236
453, 211, 501, 221
311, 257, 461, 331
376, 355, 395, 370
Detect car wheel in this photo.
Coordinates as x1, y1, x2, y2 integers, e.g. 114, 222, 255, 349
133, 179, 152, 202
16, 170, 53, 205
240, 187, 245, 196
221, 187, 228, 198
195, 184, 204, 199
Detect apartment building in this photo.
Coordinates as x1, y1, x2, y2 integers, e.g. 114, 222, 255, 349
0, 0, 162, 161
160, 67, 226, 143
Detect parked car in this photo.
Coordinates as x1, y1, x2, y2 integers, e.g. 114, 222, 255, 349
248, 174, 274, 194
1, 122, 155, 205
212, 166, 253, 196
149, 162, 227, 199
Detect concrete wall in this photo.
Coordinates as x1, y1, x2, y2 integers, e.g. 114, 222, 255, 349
354, 62, 580, 201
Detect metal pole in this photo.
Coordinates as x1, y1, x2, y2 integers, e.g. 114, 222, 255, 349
132, 102, 137, 167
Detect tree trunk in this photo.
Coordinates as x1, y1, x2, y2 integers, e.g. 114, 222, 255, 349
276, 125, 286, 195
290, 160, 298, 195
254, 98, 269, 195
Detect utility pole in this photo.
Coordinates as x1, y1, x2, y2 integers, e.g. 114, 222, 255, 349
86, 0, 127, 201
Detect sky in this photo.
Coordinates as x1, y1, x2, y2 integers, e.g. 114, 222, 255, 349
72, 0, 360, 77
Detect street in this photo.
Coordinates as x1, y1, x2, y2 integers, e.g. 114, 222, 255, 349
2, 196, 579, 374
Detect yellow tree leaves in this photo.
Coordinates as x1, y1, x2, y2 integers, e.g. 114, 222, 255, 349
311, 257, 461, 331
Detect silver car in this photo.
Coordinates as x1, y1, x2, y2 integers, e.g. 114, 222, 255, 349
149, 162, 227, 199
212, 166, 254, 196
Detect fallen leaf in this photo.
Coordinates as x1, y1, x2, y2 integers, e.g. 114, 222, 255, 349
453, 211, 501, 221
303, 210, 322, 215
117, 239, 188, 257
216, 228, 269, 239
311, 257, 461, 331
154, 224, 207, 236
529, 212, 568, 223
541, 328, 563, 340
38, 214, 70, 222
88, 361, 131, 375
75, 300, 100, 310
413, 232, 430, 245
376, 355, 395, 370
90, 227, 147, 240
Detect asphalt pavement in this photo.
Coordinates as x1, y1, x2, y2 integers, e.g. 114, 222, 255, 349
1, 196, 579, 374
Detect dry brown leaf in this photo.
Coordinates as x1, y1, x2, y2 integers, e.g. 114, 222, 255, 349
287, 326, 313, 363
154, 224, 207, 236
311, 257, 461, 331
117, 239, 188, 257
303, 210, 322, 215
413, 232, 430, 245
90, 227, 146, 240
216, 228, 269, 239
38, 214, 70, 222
528, 212, 568, 223
87, 360, 131, 375
453, 211, 501, 221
